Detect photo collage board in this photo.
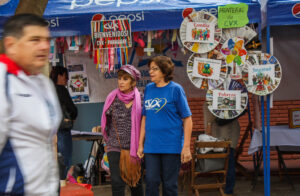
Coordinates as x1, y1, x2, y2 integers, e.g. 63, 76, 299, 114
180, 8, 282, 119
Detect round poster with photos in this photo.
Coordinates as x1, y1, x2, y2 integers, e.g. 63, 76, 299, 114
221, 37, 247, 80
179, 10, 221, 54
187, 49, 227, 90
242, 52, 282, 96
206, 79, 248, 119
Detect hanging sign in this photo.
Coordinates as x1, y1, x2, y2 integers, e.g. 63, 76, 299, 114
192, 57, 221, 80
91, 19, 132, 49
218, 3, 249, 29
212, 90, 241, 111
242, 52, 282, 96
187, 50, 227, 90
206, 80, 248, 119
186, 22, 214, 43
179, 10, 221, 54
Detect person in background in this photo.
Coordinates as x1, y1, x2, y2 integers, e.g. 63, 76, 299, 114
137, 56, 193, 196
101, 65, 144, 196
0, 14, 62, 195
203, 102, 243, 196
50, 66, 78, 180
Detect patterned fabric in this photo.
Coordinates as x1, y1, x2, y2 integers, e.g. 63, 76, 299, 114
106, 97, 132, 151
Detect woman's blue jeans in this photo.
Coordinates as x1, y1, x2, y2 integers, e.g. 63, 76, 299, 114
57, 129, 73, 179
144, 153, 181, 196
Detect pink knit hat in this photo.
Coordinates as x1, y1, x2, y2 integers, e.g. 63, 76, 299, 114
119, 64, 141, 81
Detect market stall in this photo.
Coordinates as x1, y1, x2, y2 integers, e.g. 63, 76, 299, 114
0, 0, 263, 186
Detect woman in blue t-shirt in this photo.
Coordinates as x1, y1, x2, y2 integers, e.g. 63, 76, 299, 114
137, 56, 193, 196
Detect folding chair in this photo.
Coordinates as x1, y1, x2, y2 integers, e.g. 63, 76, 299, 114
190, 141, 231, 196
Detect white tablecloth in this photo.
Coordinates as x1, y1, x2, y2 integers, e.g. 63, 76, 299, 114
248, 125, 300, 155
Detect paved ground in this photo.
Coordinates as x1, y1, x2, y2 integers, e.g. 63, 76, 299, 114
92, 160, 300, 196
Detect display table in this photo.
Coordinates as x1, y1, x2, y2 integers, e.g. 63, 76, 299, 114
60, 183, 93, 196
71, 130, 103, 141
248, 125, 300, 155
248, 125, 300, 189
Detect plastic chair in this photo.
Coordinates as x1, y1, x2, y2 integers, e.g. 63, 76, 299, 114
190, 141, 231, 196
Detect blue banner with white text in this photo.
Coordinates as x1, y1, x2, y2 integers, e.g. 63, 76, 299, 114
0, 0, 261, 37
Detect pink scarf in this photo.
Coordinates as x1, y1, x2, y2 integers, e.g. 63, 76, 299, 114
101, 88, 141, 159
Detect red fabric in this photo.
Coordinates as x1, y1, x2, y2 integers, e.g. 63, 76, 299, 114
76, 183, 92, 190
60, 183, 94, 196
0, 54, 23, 76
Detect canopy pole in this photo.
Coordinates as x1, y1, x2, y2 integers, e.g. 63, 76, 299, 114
261, 96, 268, 196
266, 94, 271, 196
263, 24, 271, 196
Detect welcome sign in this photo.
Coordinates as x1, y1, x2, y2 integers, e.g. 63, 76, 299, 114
91, 19, 132, 49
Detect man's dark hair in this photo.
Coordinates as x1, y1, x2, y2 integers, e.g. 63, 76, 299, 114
3, 14, 48, 38
50, 66, 69, 84
147, 56, 174, 82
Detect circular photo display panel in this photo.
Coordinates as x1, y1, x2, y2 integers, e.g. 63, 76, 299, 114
206, 80, 248, 119
242, 52, 282, 96
180, 10, 221, 54
221, 37, 247, 79
187, 49, 227, 90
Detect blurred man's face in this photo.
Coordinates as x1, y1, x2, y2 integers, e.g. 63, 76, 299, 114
5, 25, 50, 75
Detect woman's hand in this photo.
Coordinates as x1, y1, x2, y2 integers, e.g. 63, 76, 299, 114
181, 146, 192, 163
137, 145, 144, 159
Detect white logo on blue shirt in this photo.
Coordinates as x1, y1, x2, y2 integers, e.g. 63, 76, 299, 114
145, 98, 167, 113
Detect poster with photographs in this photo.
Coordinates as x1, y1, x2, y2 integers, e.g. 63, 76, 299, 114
186, 22, 214, 43
212, 90, 241, 111
242, 52, 282, 96
192, 58, 221, 79
206, 79, 248, 119
180, 10, 221, 54
221, 37, 247, 80
67, 64, 90, 103
187, 52, 227, 90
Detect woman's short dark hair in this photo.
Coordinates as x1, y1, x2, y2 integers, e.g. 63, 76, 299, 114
147, 56, 174, 82
50, 66, 68, 84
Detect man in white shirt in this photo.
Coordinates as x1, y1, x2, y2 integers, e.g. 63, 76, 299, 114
0, 14, 62, 196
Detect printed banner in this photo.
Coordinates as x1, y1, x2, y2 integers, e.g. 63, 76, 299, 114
192, 57, 221, 80
186, 22, 214, 43
91, 19, 132, 49
212, 90, 241, 111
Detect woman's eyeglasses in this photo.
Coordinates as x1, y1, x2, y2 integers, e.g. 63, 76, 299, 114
150, 67, 160, 72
